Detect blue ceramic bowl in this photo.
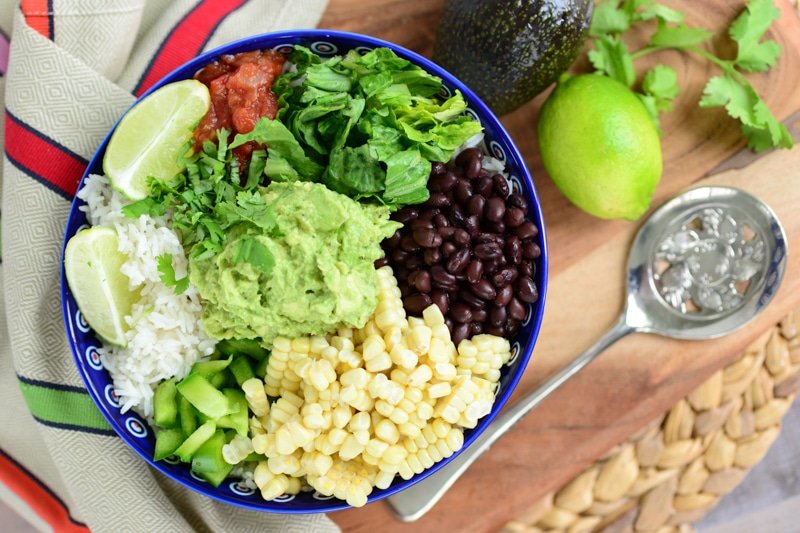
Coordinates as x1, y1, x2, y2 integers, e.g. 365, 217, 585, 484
61, 30, 548, 513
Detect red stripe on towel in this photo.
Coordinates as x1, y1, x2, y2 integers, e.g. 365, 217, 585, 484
0, 449, 90, 533
20, 0, 54, 41
4, 110, 88, 198
134, 0, 249, 96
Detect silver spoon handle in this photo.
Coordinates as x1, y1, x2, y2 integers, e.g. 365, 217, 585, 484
384, 315, 634, 522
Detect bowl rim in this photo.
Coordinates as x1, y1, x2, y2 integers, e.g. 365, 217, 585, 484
60, 28, 549, 513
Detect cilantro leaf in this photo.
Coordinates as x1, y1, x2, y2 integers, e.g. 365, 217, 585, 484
649, 19, 713, 49
157, 253, 189, 294
729, 0, 782, 72
590, 0, 632, 36
639, 3, 684, 23
588, 34, 636, 87
699, 73, 761, 126
642, 64, 679, 111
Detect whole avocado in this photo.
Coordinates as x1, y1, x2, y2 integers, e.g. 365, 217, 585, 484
433, 0, 593, 116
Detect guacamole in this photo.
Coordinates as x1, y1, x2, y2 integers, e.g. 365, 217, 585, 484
189, 181, 401, 345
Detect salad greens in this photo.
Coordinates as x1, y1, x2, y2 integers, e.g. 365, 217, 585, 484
270, 45, 482, 205
589, 0, 793, 151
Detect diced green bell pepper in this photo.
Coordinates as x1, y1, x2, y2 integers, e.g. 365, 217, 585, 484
176, 372, 237, 419
214, 389, 249, 437
174, 420, 216, 462
153, 378, 179, 428
154, 428, 185, 461
191, 356, 232, 379
191, 429, 235, 487
179, 394, 197, 437
229, 356, 256, 388
217, 338, 269, 361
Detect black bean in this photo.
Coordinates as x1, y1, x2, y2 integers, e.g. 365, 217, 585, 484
474, 232, 502, 244
520, 260, 534, 278
471, 308, 488, 323
446, 247, 471, 274
429, 171, 458, 192
492, 266, 519, 288
464, 215, 480, 237
393, 207, 419, 224
507, 297, 527, 321
489, 305, 507, 327
450, 302, 473, 323
508, 194, 528, 212
484, 197, 506, 222
452, 323, 471, 345
453, 228, 471, 247
426, 193, 451, 207
460, 289, 487, 309
485, 221, 506, 235
467, 195, 486, 216
438, 226, 456, 240
474, 242, 502, 260
482, 258, 502, 274
517, 276, 539, 303
431, 161, 445, 175
400, 235, 422, 253
492, 174, 510, 198
465, 156, 482, 180
441, 241, 457, 256
412, 270, 432, 293
514, 221, 539, 241
455, 147, 483, 168
413, 227, 443, 248
406, 255, 424, 271
476, 176, 494, 197
504, 236, 522, 265
504, 207, 525, 228
454, 179, 473, 204
433, 213, 450, 229
470, 322, 484, 336
485, 324, 505, 337
424, 247, 442, 265
494, 284, 513, 307
431, 264, 457, 289
466, 260, 483, 284
522, 240, 541, 259
449, 203, 466, 226
418, 207, 439, 221
470, 278, 497, 300
374, 257, 390, 269
385, 228, 403, 249
410, 218, 434, 231
392, 249, 410, 263
404, 293, 432, 314
506, 318, 520, 335
431, 289, 450, 315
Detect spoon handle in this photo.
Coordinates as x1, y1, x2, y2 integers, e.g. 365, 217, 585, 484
384, 315, 634, 522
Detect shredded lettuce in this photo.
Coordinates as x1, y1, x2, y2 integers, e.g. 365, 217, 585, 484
265, 45, 483, 207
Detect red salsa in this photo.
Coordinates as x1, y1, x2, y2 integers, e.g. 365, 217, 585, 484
192, 49, 286, 168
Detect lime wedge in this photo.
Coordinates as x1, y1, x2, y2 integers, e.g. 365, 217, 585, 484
103, 79, 211, 200
64, 226, 137, 346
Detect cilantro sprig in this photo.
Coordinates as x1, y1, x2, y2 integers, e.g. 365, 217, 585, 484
156, 253, 189, 294
589, 0, 794, 151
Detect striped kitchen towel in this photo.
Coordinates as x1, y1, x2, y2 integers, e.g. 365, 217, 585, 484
0, 1, 342, 531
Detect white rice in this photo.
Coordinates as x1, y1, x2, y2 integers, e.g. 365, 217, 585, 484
77, 174, 217, 418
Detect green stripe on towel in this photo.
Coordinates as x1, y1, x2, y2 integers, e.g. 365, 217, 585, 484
17, 379, 113, 433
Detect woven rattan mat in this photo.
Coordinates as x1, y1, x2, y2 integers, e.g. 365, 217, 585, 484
502, 5, 800, 531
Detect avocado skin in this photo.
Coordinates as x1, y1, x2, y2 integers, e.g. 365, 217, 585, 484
433, 0, 593, 116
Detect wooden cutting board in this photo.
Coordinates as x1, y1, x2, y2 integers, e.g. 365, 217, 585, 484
318, 1, 800, 531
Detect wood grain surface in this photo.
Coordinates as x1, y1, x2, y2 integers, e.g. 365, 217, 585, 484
318, 1, 800, 531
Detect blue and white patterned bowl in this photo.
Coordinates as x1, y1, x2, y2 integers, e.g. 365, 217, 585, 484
61, 30, 548, 513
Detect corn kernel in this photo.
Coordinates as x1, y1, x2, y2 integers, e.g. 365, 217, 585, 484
407, 453, 424, 474
341, 367, 370, 389
383, 326, 404, 353
446, 428, 464, 452
375, 469, 396, 490
365, 438, 390, 459
222, 434, 254, 465
268, 451, 302, 476
422, 304, 445, 326
437, 439, 454, 459
362, 335, 385, 361
301, 451, 333, 477
389, 344, 418, 370
308, 359, 337, 391
242, 378, 270, 417
398, 422, 421, 439
388, 408, 409, 426
416, 449, 434, 469
375, 418, 400, 444
407, 325, 432, 355
328, 427, 348, 446
431, 323, 452, 343
338, 349, 362, 370
365, 351, 392, 373
407, 364, 433, 387
332, 403, 353, 429
433, 362, 457, 381
349, 411, 371, 431
398, 460, 414, 480
339, 434, 366, 461
427, 381, 451, 399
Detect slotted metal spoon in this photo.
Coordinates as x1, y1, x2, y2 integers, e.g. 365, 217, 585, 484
386, 185, 788, 522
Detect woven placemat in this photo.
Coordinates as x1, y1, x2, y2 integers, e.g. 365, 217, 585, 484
501, 309, 800, 533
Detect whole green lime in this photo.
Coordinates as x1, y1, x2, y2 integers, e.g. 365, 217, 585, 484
537, 74, 663, 220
